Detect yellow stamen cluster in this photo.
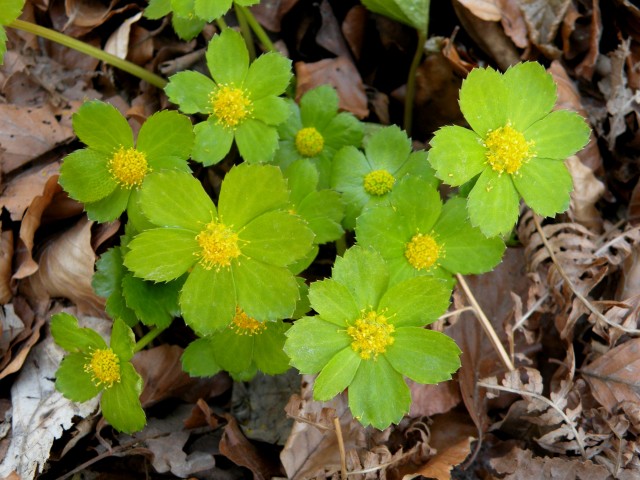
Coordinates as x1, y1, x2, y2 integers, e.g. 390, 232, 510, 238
84, 348, 121, 388
294, 127, 325, 157
363, 169, 395, 196
405, 233, 442, 271
196, 221, 241, 270
210, 84, 252, 129
230, 306, 266, 336
484, 123, 534, 175
347, 310, 395, 360
108, 146, 149, 188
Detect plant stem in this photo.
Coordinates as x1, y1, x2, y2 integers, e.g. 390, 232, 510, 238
133, 326, 167, 353
234, 4, 276, 53
216, 16, 228, 31
403, 29, 427, 136
9, 19, 167, 89
235, 3, 256, 61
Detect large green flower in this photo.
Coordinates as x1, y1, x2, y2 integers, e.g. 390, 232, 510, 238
428, 62, 590, 237
165, 28, 292, 164
124, 164, 315, 335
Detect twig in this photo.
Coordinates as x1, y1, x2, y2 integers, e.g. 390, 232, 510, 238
438, 306, 474, 321
403, 29, 427, 135
333, 417, 347, 480
512, 292, 549, 332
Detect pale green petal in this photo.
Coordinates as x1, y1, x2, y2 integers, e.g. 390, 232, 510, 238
503, 62, 557, 131
59, 149, 116, 203
244, 52, 292, 100
206, 29, 249, 84
136, 110, 193, 160
364, 125, 411, 172
308, 279, 360, 326
513, 158, 573, 217
429, 125, 486, 186
235, 119, 279, 163
331, 246, 389, 310
314, 347, 360, 401
84, 186, 130, 223
194, 0, 231, 21
525, 110, 591, 160
72, 100, 133, 153
192, 120, 234, 166
378, 276, 451, 327
164, 71, 215, 114
459, 67, 508, 137
467, 169, 520, 237
300, 85, 339, 130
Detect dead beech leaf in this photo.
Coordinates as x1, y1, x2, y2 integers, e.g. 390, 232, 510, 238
518, 0, 572, 57
316, 1, 353, 59
0, 228, 13, 304
499, 0, 528, 48
342, 5, 367, 60
457, 0, 502, 21
64, 0, 118, 28
409, 380, 461, 417
104, 12, 143, 60
250, 0, 300, 32
566, 155, 605, 231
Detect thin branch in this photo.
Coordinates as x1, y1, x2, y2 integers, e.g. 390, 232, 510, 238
333, 417, 347, 480
512, 292, 549, 332
438, 306, 474, 321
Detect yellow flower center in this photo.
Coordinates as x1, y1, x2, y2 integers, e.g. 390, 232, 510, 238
347, 310, 395, 360
108, 146, 149, 188
84, 348, 120, 388
484, 123, 535, 175
294, 127, 325, 157
404, 233, 442, 271
210, 84, 252, 129
363, 169, 395, 196
196, 221, 241, 270
230, 306, 266, 336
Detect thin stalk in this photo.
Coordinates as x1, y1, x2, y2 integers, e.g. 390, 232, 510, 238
9, 19, 167, 89
403, 29, 427, 135
235, 4, 276, 53
216, 16, 228, 31
133, 326, 167, 353
333, 417, 347, 480
235, 3, 256, 61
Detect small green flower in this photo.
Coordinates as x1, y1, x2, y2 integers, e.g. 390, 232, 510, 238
273, 85, 364, 188
51, 313, 145, 433
0, 0, 24, 64
182, 306, 290, 381
165, 28, 292, 165
428, 62, 591, 237
59, 100, 194, 223
284, 247, 461, 429
356, 176, 505, 285
124, 164, 315, 335
331, 125, 436, 229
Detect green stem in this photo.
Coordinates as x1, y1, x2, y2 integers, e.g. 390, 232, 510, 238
8, 19, 167, 89
335, 234, 347, 257
403, 29, 427, 136
234, 4, 276, 53
216, 16, 228, 31
133, 326, 167, 353
235, 3, 256, 61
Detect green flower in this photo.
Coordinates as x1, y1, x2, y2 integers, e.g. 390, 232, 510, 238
0, 0, 24, 64
284, 247, 461, 429
165, 28, 292, 165
428, 62, 591, 237
356, 176, 505, 285
59, 100, 194, 223
273, 85, 364, 188
124, 164, 315, 335
182, 306, 290, 381
51, 313, 145, 434
331, 125, 436, 229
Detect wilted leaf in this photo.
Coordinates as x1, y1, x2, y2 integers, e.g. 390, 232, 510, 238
250, 0, 300, 32
104, 12, 143, 60
518, 0, 572, 57
0, 227, 13, 304
0, 162, 61, 222
456, 0, 501, 21
409, 380, 461, 417
565, 155, 605, 231
0, 299, 43, 381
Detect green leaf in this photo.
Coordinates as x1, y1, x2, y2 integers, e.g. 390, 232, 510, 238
385, 328, 461, 383
361, 0, 423, 33
308, 279, 360, 327
390, 176, 442, 231
122, 273, 181, 328
192, 119, 235, 165
459, 67, 508, 137
525, 110, 591, 160
171, 0, 193, 17
235, 119, 279, 163
59, 149, 117, 203
285, 159, 318, 205
322, 112, 364, 150
171, 14, 205, 41
356, 206, 408, 260
206, 29, 249, 85
428, 126, 487, 186
144, 0, 171, 19
297, 190, 345, 244
72, 100, 133, 154
136, 110, 194, 160
56, 353, 101, 402
93, 248, 139, 327
124, 228, 198, 282
314, 347, 360, 401
513, 158, 573, 217
331, 247, 389, 310
0, 0, 25, 24
50, 313, 107, 352
84, 187, 131, 223
244, 52, 292, 100
379, 276, 451, 327
253, 96, 291, 126
364, 125, 411, 173
331, 146, 374, 229
194, 0, 230, 21
101, 363, 146, 433
165, 71, 215, 114
253, 322, 291, 375
284, 316, 351, 373
503, 62, 557, 131
467, 169, 520, 237
300, 85, 339, 131
348, 355, 410, 429
210, 329, 253, 373
110, 317, 135, 362
181, 337, 222, 377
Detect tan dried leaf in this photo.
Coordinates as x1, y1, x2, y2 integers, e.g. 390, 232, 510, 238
104, 12, 143, 60
565, 155, 605, 231
0, 228, 13, 304
0, 162, 61, 222
456, 0, 502, 21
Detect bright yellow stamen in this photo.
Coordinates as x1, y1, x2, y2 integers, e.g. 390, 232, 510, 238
84, 348, 120, 387
363, 169, 395, 196
295, 127, 324, 157
210, 84, 252, 129
405, 233, 442, 271
347, 310, 395, 360
230, 306, 266, 336
484, 123, 534, 175
108, 146, 149, 188
196, 221, 241, 270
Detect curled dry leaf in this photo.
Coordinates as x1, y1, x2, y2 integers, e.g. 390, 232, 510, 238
518, 0, 572, 57
250, 0, 301, 32
0, 298, 43, 381
499, 0, 528, 49
0, 228, 13, 304
104, 12, 143, 60
456, 0, 502, 21
409, 380, 461, 418
565, 155, 605, 232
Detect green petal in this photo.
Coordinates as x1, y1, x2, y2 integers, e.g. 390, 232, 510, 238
194, 0, 230, 21
136, 110, 194, 160
513, 158, 573, 217
387, 255, 419, 286
348, 355, 410, 429
84, 187, 130, 223
390, 176, 442, 231
525, 110, 591, 160
503, 62, 556, 131
379, 276, 451, 327
322, 112, 364, 149
240, 210, 314, 266
298, 190, 345, 244
300, 85, 339, 131
122, 273, 181, 328
253, 96, 291, 126
467, 169, 520, 237
0, 0, 24, 24
171, 13, 205, 41
124, 228, 198, 282
218, 163, 289, 227
429, 126, 487, 186
144, 0, 171, 19
253, 322, 291, 375
101, 363, 146, 433
394, 150, 435, 180
331, 146, 373, 229
181, 337, 222, 377
356, 205, 408, 259
308, 279, 360, 326
51, 312, 107, 352
206, 29, 248, 85
110, 317, 135, 362
73, 100, 133, 153
331, 247, 389, 310
126, 188, 157, 233
56, 352, 101, 402
244, 52, 292, 100
284, 316, 351, 373
165, 71, 215, 114
139, 171, 214, 230
59, 149, 116, 203
180, 264, 236, 334
314, 347, 361, 401
364, 125, 411, 172
459, 67, 508, 137
385, 328, 461, 383
192, 120, 235, 166
235, 119, 279, 163
285, 158, 318, 204
210, 328, 253, 373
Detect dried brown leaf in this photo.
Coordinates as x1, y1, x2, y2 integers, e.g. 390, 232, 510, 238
316, 1, 352, 59
104, 12, 143, 60
566, 155, 605, 231
519, 0, 572, 57
409, 380, 461, 418
499, 0, 528, 48
456, 0, 502, 21
0, 228, 13, 304
342, 6, 366, 60
250, 0, 300, 32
